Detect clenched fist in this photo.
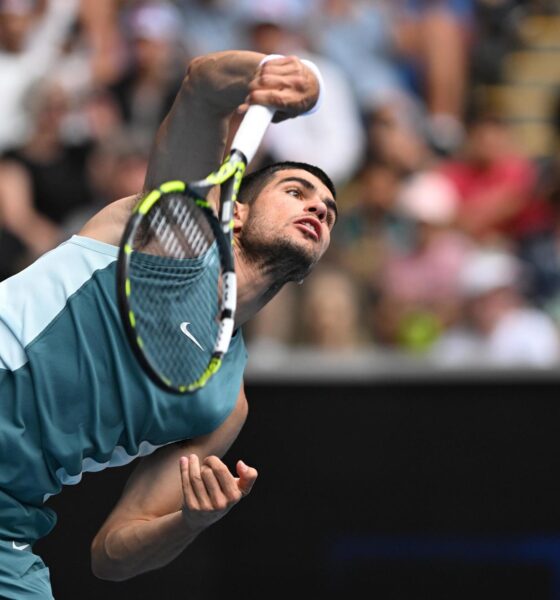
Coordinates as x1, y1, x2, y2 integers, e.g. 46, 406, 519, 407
241, 55, 321, 122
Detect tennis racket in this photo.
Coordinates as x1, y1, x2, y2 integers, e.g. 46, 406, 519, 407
116, 104, 275, 393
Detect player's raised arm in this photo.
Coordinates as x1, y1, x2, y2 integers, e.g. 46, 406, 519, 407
144, 51, 322, 189
79, 52, 321, 245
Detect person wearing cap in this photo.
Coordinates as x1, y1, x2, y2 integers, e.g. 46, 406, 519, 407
431, 248, 560, 367
372, 170, 475, 351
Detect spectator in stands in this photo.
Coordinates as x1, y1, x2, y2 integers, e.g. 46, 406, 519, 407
239, 0, 366, 187
372, 170, 475, 351
46, 0, 127, 112
517, 163, 560, 320
298, 265, 365, 350
77, 0, 127, 88
438, 112, 539, 244
311, 0, 411, 118
468, 0, 524, 87
179, 0, 246, 57
391, 0, 473, 155
329, 161, 402, 296
61, 128, 149, 238
243, 283, 299, 364
0, 0, 79, 152
431, 247, 560, 367
367, 94, 438, 176
0, 79, 94, 279
110, 1, 189, 148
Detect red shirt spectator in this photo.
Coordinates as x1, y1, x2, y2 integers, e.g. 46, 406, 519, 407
438, 115, 545, 242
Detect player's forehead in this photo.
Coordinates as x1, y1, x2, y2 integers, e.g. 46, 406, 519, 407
266, 168, 335, 201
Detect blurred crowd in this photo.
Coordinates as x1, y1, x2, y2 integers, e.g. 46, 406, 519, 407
2, 0, 560, 369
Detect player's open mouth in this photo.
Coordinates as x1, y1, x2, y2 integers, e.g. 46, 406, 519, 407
294, 218, 321, 241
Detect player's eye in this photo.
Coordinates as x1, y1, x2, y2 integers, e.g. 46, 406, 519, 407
286, 187, 302, 198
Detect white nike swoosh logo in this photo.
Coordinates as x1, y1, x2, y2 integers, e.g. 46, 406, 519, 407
12, 541, 29, 551
180, 322, 205, 351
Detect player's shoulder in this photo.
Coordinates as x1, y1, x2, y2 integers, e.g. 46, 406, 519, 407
78, 195, 139, 246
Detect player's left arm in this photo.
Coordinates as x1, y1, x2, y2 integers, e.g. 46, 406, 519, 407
90, 384, 256, 582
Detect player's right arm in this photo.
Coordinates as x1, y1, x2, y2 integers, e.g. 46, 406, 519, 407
80, 51, 320, 246
144, 50, 321, 188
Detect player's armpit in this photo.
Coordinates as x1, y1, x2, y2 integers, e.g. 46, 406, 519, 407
90, 384, 248, 581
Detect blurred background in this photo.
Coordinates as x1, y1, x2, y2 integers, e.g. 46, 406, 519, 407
3, 0, 560, 373
3, 0, 560, 597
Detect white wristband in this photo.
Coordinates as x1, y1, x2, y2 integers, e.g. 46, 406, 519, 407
258, 54, 324, 116
300, 59, 324, 115
258, 54, 285, 66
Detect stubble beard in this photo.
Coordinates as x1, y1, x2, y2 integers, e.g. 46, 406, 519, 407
237, 219, 318, 297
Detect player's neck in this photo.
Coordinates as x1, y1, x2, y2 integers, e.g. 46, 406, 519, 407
233, 249, 284, 326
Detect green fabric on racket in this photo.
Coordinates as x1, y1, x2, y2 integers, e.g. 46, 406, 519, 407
116, 105, 275, 393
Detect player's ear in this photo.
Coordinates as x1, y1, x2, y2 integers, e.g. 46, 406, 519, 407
233, 200, 249, 233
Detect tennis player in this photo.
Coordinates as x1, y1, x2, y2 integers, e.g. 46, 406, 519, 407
0, 50, 337, 598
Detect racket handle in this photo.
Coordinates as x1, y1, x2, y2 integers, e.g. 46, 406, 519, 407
231, 104, 275, 165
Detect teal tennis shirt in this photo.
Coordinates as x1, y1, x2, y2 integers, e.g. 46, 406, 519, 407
0, 236, 246, 521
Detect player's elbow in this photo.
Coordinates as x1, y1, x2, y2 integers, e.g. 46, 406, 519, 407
90, 532, 133, 582
182, 54, 221, 105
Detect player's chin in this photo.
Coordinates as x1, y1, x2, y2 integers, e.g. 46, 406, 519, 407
288, 237, 322, 266
267, 237, 316, 282
292, 229, 327, 259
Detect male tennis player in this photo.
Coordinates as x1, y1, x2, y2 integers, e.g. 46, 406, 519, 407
0, 50, 337, 597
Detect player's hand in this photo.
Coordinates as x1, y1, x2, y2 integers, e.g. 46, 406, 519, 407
239, 55, 320, 123
180, 454, 258, 530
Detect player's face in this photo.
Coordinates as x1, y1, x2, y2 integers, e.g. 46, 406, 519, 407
236, 169, 337, 282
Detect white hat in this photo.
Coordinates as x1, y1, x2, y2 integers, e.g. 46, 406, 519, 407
460, 249, 521, 297
397, 171, 459, 225
128, 3, 183, 41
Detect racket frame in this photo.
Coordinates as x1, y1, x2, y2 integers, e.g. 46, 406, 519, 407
116, 103, 276, 393
116, 160, 243, 393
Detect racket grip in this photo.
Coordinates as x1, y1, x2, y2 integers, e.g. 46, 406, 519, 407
231, 104, 275, 165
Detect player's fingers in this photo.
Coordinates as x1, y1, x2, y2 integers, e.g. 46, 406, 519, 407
187, 453, 213, 510
180, 456, 199, 511
200, 464, 229, 511
246, 89, 307, 114
236, 102, 249, 115
236, 460, 258, 496
258, 55, 306, 76
204, 456, 242, 503
248, 73, 306, 94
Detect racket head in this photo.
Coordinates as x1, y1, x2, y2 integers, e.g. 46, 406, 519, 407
116, 181, 236, 394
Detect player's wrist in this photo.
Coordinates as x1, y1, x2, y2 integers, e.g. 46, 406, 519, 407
299, 59, 324, 115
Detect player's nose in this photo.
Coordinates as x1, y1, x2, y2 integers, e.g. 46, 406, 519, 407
305, 198, 327, 222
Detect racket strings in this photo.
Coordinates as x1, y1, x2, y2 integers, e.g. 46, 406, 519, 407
128, 193, 224, 386
146, 195, 213, 260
